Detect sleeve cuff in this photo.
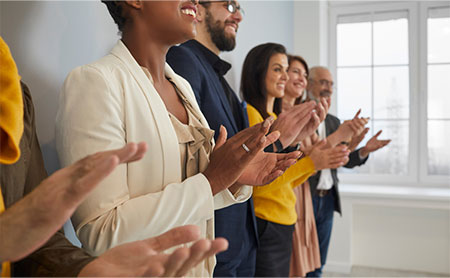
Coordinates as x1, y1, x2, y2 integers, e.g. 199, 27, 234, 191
214, 185, 252, 210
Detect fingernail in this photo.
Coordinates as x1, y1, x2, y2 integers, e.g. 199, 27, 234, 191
260, 136, 266, 144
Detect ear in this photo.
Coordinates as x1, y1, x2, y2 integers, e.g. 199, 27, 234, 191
124, 0, 142, 10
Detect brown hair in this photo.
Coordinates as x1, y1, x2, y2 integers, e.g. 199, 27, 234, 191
287, 54, 309, 105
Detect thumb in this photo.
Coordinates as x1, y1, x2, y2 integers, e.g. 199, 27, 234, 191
214, 125, 227, 150
353, 109, 361, 119
374, 130, 382, 138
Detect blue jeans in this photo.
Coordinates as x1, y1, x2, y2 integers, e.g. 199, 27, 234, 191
306, 192, 335, 278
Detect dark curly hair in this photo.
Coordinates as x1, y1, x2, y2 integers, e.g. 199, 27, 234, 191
101, 1, 126, 32
241, 43, 287, 119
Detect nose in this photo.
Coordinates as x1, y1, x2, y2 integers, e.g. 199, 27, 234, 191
233, 9, 243, 23
191, 0, 199, 5
281, 70, 289, 81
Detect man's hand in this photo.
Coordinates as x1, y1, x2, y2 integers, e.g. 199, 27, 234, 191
0, 142, 148, 262
270, 101, 316, 150
348, 127, 369, 152
359, 130, 391, 158
78, 225, 228, 277
327, 109, 369, 147
308, 140, 350, 170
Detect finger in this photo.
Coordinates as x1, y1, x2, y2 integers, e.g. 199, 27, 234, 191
162, 247, 190, 277
353, 109, 361, 119
292, 101, 315, 119
199, 238, 228, 262
142, 254, 168, 277
175, 239, 211, 276
124, 142, 148, 163
374, 130, 383, 138
144, 225, 200, 253
264, 131, 280, 148
214, 125, 228, 151
96, 143, 138, 164
70, 155, 119, 200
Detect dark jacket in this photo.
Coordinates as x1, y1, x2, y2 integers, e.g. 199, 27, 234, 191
0, 82, 95, 276
167, 40, 258, 263
308, 114, 368, 214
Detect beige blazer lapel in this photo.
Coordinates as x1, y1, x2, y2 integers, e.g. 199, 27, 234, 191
110, 40, 182, 184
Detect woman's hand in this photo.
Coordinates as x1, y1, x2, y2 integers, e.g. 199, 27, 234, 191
203, 117, 282, 195
309, 140, 350, 170
78, 225, 228, 277
236, 150, 301, 186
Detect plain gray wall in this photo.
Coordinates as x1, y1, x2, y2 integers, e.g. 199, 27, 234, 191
0, 0, 294, 245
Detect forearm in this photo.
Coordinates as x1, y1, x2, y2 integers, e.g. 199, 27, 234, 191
13, 230, 95, 277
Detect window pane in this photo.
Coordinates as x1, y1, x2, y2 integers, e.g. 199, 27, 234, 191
337, 22, 372, 66
337, 67, 372, 120
428, 120, 450, 175
371, 120, 409, 175
373, 66, 409, 119
428, 16, 450, 63
428, 65, 450, 119
374, 18, 409, 65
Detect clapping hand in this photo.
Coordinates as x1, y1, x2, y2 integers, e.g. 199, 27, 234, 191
359, 130, 391, 158
1, 142, 148, 262
78, 225, 228, 277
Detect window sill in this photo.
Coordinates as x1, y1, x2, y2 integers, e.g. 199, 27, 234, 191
339, 184, 450, 210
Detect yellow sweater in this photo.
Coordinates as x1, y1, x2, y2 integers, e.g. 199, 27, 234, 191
247, 104, 315, 225
0, 36, 23, 277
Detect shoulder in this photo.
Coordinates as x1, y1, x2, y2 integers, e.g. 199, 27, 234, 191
246, 104, 264, 126
167, 42, 201, 68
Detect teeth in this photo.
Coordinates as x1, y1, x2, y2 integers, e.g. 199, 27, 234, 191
182, 9, 196, 18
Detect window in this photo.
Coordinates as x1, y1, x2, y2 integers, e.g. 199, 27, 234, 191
329, 2, 450, 187
426, 6, 450, 176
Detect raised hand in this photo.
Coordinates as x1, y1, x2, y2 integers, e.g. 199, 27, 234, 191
308, 140, 350, 170
203, 117, 281, 195
78, 225, 228, 277
0, 142, 148, 262
348, 127, 369, 152
293, 97, 330, 144
269, 101, 316, 150
327, 109, 369, 147
359, 130, 391, 158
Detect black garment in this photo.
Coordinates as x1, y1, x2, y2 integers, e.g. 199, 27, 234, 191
167, 40, 257, 277
254, 217, 295, 277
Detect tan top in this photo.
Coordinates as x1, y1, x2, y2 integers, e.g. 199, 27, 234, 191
167, 79, 214, 179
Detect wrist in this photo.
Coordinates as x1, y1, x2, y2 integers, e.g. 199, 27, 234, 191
359, 147, 369, 158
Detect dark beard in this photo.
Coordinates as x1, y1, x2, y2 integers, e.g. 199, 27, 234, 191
205, 10, 236, 52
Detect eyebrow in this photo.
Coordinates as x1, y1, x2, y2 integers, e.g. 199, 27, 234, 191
272, 63, 287, 68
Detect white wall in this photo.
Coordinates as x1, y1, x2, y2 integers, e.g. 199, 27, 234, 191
0, 1, 119, 175
223, 0, 294, 97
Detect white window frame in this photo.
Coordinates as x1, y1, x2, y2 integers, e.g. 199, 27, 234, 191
329, 1, 449, 188
419, 1, 450, 186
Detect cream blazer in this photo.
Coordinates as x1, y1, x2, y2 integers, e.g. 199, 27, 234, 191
56, 40, 251, 276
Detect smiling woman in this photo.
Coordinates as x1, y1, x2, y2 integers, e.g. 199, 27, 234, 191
54, 1, 293, 277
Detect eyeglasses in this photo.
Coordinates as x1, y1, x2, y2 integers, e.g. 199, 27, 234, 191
313, 79, 334, 88
199, 1, 245, 16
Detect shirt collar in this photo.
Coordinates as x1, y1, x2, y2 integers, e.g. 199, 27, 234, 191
187, 40, 232, 76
